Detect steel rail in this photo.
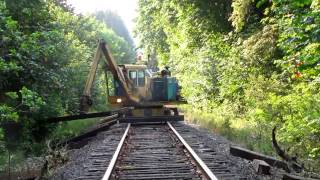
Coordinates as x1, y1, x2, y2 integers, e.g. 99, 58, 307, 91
57, 115, 120, 148
102, 123, 131, 180
46, 107, 133, 123
167, 122, 219, 180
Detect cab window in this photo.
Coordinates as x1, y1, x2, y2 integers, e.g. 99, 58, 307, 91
129, 70, 137, 85
138, 70, 145, 87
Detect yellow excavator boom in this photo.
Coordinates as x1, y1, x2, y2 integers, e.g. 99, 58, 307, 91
80, 40, 139, 113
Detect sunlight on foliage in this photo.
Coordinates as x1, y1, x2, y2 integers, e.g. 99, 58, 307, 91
0, 0, 135, 167
229, 0, 252, 32
136, 0, 320, 170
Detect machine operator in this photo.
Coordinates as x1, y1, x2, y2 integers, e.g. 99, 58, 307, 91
161, 66, 171, 77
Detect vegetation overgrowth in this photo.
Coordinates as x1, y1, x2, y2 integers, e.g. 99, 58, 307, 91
0, 0, 134, 171
94, 10, 135, 49
136, 0, 320, 170
0, 0, 319, 174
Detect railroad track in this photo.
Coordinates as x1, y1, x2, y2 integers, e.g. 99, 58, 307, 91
99, 122, 217, 180
65, 122, 254, 180
52, 117, 318, 180
74, 122, 249, 180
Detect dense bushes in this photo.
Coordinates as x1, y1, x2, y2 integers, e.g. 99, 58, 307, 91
136, 0, 320, 169
0, 0, 134, 165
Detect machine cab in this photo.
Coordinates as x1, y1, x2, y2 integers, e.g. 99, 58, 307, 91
122, 64, 150, 99
109, 64, 151, 105
109, 63, 180, 107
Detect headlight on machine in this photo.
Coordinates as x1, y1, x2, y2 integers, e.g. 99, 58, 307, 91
116, 98, 122, 103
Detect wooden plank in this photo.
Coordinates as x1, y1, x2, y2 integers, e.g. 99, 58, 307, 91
57, 118, 118, 148
252, 159, 271, 175
100, 114, 119, 124
46, 111, 112, 123
230, 146, 289, 171
46, 107, 132, 123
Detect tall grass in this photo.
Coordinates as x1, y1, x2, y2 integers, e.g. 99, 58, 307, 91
0, 118, 101, 173
180, 105, 275, 156
50, 118, 101, 140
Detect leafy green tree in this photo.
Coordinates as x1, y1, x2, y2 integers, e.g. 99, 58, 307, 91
94, 10, 135, 47
0, 0, 136, 159
136, 0, 320, 169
